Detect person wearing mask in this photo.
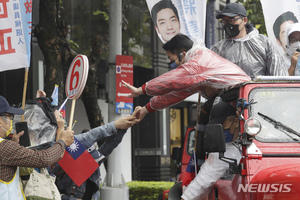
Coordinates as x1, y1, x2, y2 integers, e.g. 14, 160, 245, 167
273, 11, 298, 67
211, 3, 288, 79
181, 102, 242, 200
285, 23, 300, 75
122, 34, 250, 121
52, 107, 141, 200
0, 95, 74, 200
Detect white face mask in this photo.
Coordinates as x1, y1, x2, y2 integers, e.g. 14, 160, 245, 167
289, 41, 300, 54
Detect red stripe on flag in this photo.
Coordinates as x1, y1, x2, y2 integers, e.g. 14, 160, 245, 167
58, 150, 99, 187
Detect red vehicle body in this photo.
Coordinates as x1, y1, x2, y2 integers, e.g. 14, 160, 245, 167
162, 77, 300, 200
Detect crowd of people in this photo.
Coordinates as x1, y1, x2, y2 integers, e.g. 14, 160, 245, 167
0, 1, 299, 200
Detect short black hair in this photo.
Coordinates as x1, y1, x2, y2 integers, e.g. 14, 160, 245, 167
151, 0, 179, 27
273, 11, 298, 40
162, 33, 193, 55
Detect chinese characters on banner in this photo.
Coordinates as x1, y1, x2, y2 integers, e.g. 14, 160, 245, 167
0, 0, 32, 72
260, 0, 300, 68
115, 55, 133, 114
146, 0, 206, 43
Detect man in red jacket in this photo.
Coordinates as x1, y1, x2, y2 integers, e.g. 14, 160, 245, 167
122, 34, 250, 120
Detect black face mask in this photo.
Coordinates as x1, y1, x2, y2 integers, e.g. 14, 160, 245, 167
224, 23, 241, 38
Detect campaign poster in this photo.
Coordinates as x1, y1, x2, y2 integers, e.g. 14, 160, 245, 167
261, 0, 300, 59
146, 0, 207, 43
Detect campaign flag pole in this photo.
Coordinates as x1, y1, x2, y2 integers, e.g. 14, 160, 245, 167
21, 67, 29, 122
58, 97, 69, 112
68, 99, 76, 129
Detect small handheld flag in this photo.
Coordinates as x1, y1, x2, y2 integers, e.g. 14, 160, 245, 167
51, 84, 59, 106
181, 151, 197, 187
58, 137, 99, 186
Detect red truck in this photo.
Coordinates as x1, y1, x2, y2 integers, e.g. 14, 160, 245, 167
162, 76, 300, 200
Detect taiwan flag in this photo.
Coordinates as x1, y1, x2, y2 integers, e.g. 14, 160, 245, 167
181, 153, 196, 187
60, 105, 66, 119
58, 137, 99, 186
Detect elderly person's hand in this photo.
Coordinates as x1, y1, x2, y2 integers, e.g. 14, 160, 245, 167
54, 110, 65, 130
114, 106, 142, 129
56, 126, 74, 147
11, 130, 24, 143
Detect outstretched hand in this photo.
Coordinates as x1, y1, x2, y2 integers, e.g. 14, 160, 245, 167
135, 106, 149, 121
122, 80, 143, 98
114, 106, 143, 129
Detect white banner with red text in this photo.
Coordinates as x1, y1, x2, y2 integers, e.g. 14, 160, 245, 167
0, 0, 32, 72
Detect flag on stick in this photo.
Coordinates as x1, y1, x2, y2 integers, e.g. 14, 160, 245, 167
51, 84, 59, 106
58, 137, 99, 186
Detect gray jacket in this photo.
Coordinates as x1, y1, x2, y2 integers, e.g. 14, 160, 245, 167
75, 122, 126, 187
211, 24, 288, 79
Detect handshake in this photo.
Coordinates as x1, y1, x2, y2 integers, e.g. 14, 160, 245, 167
114, 106, 149, 130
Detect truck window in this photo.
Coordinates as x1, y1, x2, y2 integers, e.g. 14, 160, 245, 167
186, 129, 196, 155
248, 87, 300, 143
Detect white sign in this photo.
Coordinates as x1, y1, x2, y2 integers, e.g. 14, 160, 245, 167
65, 55, 89, 100
0, 0, 32, 72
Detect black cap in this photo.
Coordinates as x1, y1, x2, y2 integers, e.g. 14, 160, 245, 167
216, 3, 247, 19
208, 102, 236, 125
0, 95, 24, 115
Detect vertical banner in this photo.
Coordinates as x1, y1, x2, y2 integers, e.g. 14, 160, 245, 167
0, 0, 32, 72
261, 0, 300, 66
116, 55, 133, 114
146, 0, 206, 43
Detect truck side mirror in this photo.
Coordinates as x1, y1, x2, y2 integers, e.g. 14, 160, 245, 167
203, 124, 241, 174
203, 124, 226, 153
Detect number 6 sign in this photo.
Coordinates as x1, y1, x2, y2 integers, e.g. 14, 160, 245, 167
65, 55, 89, 129
65, 55, 89, 100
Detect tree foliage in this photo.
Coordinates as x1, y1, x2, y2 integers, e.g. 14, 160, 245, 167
34, 0, 106, 128
237, 0, 266, 35
33, 0, 152, 128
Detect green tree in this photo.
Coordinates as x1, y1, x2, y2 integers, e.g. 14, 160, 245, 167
33, 0, 152, 128
33, 0, 108, 128
237, 0, 266, 35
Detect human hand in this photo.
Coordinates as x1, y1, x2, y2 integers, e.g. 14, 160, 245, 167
114, 106, 142, 129
11, 130, 24, 143
54, 110, 65, 130
136, 106, 149, 121
36, 90, 46, 98
289, 51, 300, 75
56, 126, 74, 147
122, 80, 143, 98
